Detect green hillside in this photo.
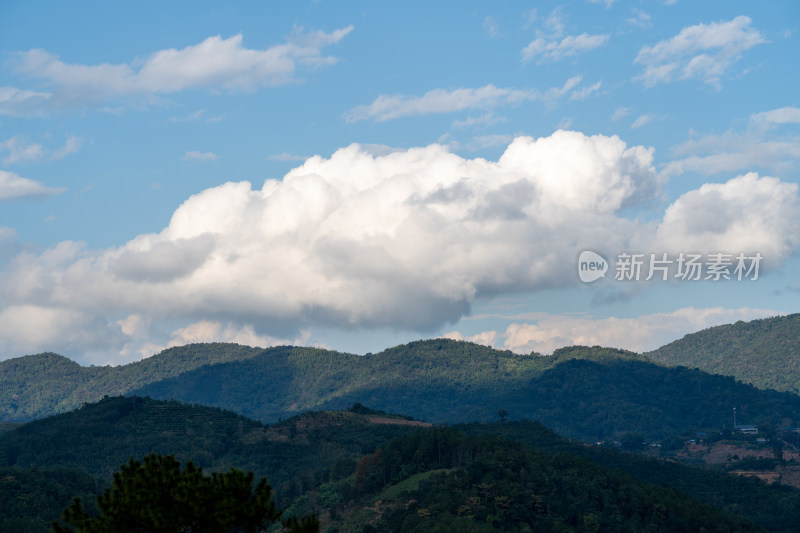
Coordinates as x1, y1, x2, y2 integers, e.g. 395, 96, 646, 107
457, 420, 800, 532
646, 313, 800, 394
133, 347, 800, 441
5, 339, 800, 442
0, 466, 97, 533
294, 427, 771, 532
7, 397, 800, 532
0, 343, 264, 421
131, 340, 552, 423
0, 396, 421, 507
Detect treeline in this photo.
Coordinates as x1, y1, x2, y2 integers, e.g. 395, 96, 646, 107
647, 313, 800, 394
4, 397, 800, 532
296, 428, 763, 532
5, 339, 800, 444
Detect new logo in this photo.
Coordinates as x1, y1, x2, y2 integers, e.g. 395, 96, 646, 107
578, 250, 608, 283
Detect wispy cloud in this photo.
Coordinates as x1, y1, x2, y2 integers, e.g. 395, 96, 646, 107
750, 106, 800, 129
0, 137, 45, 164
665, 107, 800, 176
2, 27, 353, 115
634, 16, 765, 88
570, 80, 602, 100
346, 85, 539, 122
347, 77, 598, 122
451, 113, 507, 129
483, 16, 500, 38
0, 86, 51, 117
170, 109, 225, 123
588, 0, 617, 8
631, 113, 656, 129
0, 169, 65, 200
611, 107, 631, 121
268, 152, 308, 162
51, 135, 83, 160
0, 135, 83, 164
499, 307, 780, 354
522, 33, 609, 63
182, 151, 219, 161
626, 9, 652, 29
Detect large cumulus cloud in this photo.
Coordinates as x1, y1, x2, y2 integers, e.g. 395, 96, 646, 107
0, 130, 798, 362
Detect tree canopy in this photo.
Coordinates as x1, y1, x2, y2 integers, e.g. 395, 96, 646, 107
52, 453, 317, 533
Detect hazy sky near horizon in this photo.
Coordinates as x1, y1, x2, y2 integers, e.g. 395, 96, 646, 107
1, 1, 798, 365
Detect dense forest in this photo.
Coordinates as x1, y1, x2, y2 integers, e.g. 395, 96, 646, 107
4, 314, 800, 530
4, 340, 800, 442
4, 397, 800, 532
306, 428, 761, 532
647, 313, 800, 394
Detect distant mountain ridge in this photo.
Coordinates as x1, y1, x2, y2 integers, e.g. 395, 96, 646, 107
3, 397, 799, 532
0, 343, 264, 420
646, 313, 800, 394
2, 340, 558, 422
3, 313, 800, 441
4, 338, 800, 442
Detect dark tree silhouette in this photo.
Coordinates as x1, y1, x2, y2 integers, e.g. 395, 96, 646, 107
52, 453, 318, 533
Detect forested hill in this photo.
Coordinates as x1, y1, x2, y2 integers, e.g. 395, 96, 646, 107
5, 340, 800, 441
1, 340, 556, 421
646, 313, 800, 394
121, 348, 800, 441
0, 343, 265, 420
5, 397, 800, 532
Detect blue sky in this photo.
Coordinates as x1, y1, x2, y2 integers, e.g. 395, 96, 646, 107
1, 0, 798, 365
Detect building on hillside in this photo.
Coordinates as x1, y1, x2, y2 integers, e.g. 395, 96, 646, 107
735, 424, 758, 435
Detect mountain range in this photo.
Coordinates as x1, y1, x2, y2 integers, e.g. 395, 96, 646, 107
647, 313, 800, 394
4, 396, 800, 532
4, 313, 800, 531
3, 314, 800, 442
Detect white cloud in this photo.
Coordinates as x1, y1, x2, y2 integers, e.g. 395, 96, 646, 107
171, 109, 207, 122
268, 152, 309, 162
611, 107, 631, 121
167, 320, 310, 350
347, 85, 539, 122
0, 227, 21, 261
0, 86, 51, 117
51, 135, 84, 160
655, 173, 800, 261
635, 16, 765, 88
500, 307, 781, 354
5, 28, 352, 114
0, 304, 127, 358
750, 106, 800, 128
626, 9, 652, 29
183, 151, 219, 161
543, 76, 584, 104
570, 80, 602, 100
483, 16, 500, 38
441, 329, 498, 347
522, 33, 609, 62
0, 170, 65, 200
467, 134, 515, 150
0, 137, 46, 164
347, 77, 590, 122
1, 131, 798, 363
451, 113, 507, 129
1, 135, 83, 164
588, 0, 617, 8
666, 108, 800, 176
667, 137, 800, 176
631, 113, 656, 129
